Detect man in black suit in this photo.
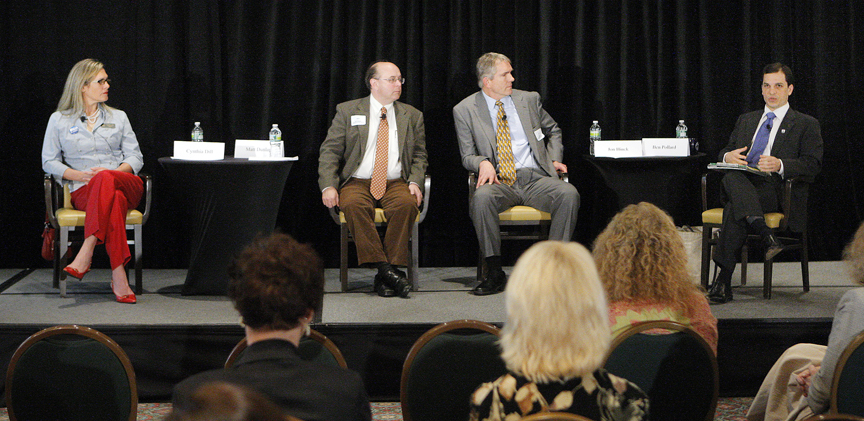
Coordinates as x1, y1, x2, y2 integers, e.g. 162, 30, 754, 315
172, 233, 372, 421
709, 63, 823, 303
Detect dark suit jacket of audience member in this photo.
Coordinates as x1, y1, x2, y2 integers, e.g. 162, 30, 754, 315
718, 108, 823, 232
172, 339, 372, 421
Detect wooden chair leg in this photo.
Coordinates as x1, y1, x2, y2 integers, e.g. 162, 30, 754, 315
134, 225, 143, 295
59, 228, 70, 298
763, 255, 774, 299
340, 223, 349, 292
700, 226, 712, 289
52, 235, 62, 289
409, 222, 419, 291
801, 232, 809, 292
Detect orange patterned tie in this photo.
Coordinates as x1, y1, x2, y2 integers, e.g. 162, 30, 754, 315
495, 101, 516, 186
370, 107, 388, 200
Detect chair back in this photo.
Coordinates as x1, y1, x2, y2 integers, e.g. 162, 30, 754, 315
225, 328, 347, 369
803, 414, 864, 421
400, 320, 506, 421
831, 329, 864, 416
520, 412, 595, 421
603, 321, 718, 421
4, 325, 138, 421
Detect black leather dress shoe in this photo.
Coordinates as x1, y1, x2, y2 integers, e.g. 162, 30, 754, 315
764, 233, 782, 260
373, 275, 397, 297
473, 269, 507, 296
708, 280, 733, 304
376, 267, 410, 298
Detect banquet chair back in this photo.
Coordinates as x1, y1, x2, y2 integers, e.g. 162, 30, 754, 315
831, 329, 864, 416
225, 328, 347, 369
4, 325, 138, 421
603, 321, 718, 421
520, 412, 595, 421
400, 320, 506, 421
803, 415, 864, 421
44, 173, 152, 297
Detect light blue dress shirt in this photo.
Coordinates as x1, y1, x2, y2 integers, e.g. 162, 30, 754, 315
482, 93, 538, 170
42, 105, 143, 192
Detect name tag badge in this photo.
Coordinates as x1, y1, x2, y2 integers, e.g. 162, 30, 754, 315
102, 123, 115, 128
351, 115, 367, 126
534, 128, 545, 141
69, 126, 79, 134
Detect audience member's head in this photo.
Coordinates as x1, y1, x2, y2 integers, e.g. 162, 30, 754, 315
844, 221, 864, 286
227, 232, 324, 332
165, 382, 288, 421
499, 241, 610, 383
593, 202, 701, 312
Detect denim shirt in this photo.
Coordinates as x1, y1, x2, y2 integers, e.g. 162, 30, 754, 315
41, 105, 144, 192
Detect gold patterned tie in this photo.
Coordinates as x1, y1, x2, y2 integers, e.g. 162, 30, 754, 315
370, 107, 389, 200
495, 101, 517, 186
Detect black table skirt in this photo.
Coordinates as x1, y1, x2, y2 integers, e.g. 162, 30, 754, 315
159, 157, 294, 295
585, 153, 708, 227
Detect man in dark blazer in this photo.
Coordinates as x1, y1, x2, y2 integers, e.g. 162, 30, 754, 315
172, 233, 372, 421
453, 52, 579, 295
319, 61, 427, 298
709, 63, 823, 303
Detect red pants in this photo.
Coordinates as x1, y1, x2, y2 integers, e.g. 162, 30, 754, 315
70, 170, 144, 270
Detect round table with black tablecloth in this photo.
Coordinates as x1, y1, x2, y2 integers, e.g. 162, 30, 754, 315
584, 153, 708, 229
159, 157, 294, 295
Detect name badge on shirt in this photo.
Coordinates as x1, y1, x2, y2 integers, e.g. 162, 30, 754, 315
102, 123, 115, 128
69, 126, 79, 134
351, 115, 367, 126
534, 128, 545, 141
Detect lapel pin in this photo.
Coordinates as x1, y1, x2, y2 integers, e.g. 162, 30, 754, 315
781, 129, 786, 133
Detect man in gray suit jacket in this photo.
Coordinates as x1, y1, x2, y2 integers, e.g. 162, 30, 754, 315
319, 62, 427, 298
709, 63, 823, 303
453, 52, 580, 295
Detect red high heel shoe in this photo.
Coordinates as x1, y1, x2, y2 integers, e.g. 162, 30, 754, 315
111, 283, 137, 304
63, 265, 91, 281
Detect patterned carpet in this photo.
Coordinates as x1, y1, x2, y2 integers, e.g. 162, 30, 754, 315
0, 397, 753, 420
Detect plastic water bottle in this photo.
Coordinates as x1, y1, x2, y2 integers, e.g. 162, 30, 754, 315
269, 124, 283, 157
589, 121, 601, 156
191, 122, 204, 142
676, 120, 688, 138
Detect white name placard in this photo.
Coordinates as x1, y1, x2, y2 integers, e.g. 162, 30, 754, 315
234, 139, 278, 158
173, 141, 225, 160
642, 138, 690, 157
594, 140, 643, 158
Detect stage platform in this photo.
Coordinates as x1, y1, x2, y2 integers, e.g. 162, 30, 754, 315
0, 262, 854, 402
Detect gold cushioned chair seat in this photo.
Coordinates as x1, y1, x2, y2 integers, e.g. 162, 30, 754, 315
499, 205, 551, 221
701, 208, 783, 228
338, 208, 422, 224
55, 208, 144, 227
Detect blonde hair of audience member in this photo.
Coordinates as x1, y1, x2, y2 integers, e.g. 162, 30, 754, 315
843, 221, 864, 286
593, 202, 701, 318
165, 381, 290, 421
56, 58, 114, 117
499, 241, 611, 384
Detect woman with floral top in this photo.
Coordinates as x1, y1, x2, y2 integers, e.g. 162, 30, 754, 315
469, 241, 649, 421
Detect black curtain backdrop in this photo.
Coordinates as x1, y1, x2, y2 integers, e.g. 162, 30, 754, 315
3, 0, 863, 270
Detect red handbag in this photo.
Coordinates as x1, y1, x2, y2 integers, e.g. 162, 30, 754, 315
42, 219, 56, 261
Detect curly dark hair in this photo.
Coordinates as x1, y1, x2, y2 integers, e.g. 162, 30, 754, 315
227, 232, 324, 331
